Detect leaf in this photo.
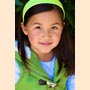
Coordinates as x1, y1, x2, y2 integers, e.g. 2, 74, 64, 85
15, 0, 23, 6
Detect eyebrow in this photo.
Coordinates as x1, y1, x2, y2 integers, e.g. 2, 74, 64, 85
32, 23, 42, 25
32, 22, 61, 25
51, 23, 61, 25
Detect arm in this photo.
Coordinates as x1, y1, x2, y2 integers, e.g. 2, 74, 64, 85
15, 61, 21, 84
15, 40, 31, 84
66, 74, 75, 90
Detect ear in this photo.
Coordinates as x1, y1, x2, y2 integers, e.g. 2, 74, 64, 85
63, 22, 65, 27
21, 22, 28, 35
62, 22, 65, 30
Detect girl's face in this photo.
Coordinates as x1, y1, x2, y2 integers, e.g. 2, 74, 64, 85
21, 10, 64, 56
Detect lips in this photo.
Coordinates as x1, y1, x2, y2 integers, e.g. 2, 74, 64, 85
39, 42, 52, 46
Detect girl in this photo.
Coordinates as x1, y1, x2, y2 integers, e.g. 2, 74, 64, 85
15, 0, 75, 90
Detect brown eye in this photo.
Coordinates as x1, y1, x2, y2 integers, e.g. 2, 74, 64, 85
52, 26, 58, 30
35, 26, 41, 29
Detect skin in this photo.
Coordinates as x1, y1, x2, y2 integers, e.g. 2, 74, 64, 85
21, 10, 64, 62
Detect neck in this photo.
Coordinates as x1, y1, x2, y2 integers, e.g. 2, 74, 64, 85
38, 52, 54, 62
32, 49, 54, 62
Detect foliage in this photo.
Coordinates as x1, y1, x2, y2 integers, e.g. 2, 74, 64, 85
60, 0, 75, 39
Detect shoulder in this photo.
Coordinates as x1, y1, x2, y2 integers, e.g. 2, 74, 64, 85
66, 74, 75, 90
15, 40, 31, 59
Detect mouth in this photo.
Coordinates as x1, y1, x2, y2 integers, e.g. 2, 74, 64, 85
39, 42, 52, 46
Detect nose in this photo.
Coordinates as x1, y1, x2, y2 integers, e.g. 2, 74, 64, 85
42, 29, 51, 37
41, 29, 51, 41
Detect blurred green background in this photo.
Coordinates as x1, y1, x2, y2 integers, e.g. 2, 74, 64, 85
15, 0, 75, 45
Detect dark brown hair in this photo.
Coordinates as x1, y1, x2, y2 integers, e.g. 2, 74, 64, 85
16, 4, 75, 76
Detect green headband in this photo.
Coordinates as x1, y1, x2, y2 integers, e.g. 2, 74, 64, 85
22, 0, 65, 22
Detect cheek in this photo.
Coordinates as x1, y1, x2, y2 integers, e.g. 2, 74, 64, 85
27, 31, 40, 43
53, 31, 62, 43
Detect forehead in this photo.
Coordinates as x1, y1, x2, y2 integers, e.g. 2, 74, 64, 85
27, 10, 62, 25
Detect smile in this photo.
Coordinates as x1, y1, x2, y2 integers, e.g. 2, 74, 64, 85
39, 42, 52, 46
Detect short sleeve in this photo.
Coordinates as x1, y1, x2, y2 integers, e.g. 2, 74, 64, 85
66, 74, 75, 90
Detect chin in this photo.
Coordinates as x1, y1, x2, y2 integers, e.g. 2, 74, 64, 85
40, 49, 53, 54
